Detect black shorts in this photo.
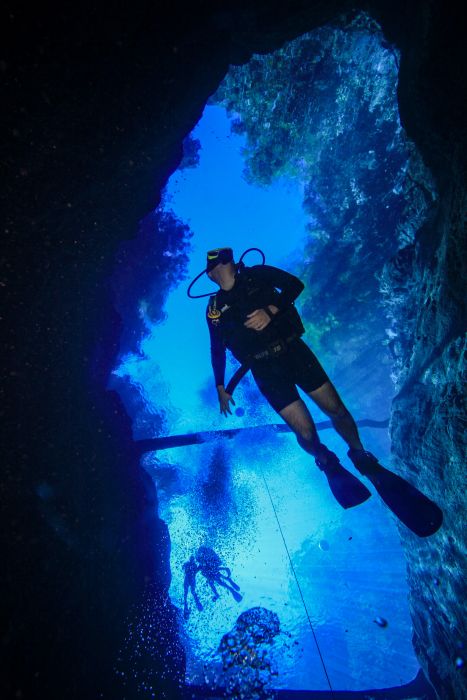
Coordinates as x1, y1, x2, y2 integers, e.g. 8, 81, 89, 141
250, 338, 330, 413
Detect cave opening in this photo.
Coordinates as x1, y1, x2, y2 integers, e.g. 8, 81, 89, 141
109, 11, 438, 697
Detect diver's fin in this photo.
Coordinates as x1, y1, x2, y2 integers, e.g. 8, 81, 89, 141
347, 449, 443, 537
316, 448, 372, 509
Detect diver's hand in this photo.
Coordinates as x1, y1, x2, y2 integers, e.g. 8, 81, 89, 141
244, 306, 278, 331
217, 386, 235, 416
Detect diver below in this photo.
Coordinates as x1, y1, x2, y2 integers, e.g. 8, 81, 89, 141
187, 247, 442, 537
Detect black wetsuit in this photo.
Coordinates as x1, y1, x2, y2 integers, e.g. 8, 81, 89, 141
206, 264, 329, 412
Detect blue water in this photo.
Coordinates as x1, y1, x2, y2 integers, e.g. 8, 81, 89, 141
112, 105, 420, 694
114, 105, 311, 435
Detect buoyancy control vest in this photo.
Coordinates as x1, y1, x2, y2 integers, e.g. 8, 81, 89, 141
208, 267, 305, 364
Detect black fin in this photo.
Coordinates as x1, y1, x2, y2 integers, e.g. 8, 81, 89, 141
317, 452, 372, 509
348, 451, 443, 537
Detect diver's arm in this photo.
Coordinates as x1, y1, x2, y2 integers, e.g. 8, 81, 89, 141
206, 311, 235, 416
207, 313, 226, 388
264, 304, 279, 319
217, 385, 235, 416
243, 265, 304, 330
250, 264, 305, 310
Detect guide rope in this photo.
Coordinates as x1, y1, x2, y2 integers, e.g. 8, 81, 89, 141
258, 463, 336, 698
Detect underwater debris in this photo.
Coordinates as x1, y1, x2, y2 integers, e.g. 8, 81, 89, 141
205, 607, 281, 700
374, 616, 388, 628
234, 607, 281, 643
113, 581, 184, 696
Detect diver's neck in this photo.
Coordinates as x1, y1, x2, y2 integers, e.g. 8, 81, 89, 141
219, 273, 236, 291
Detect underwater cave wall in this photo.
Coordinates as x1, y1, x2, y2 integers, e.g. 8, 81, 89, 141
3, 1, 465, 698
373, 4, 467, 697
387, 181, 467, 697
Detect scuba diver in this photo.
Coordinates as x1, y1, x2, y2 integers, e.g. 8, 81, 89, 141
201, 246, 377, 509
186, 246, 443, 532
196, 546, 243, 603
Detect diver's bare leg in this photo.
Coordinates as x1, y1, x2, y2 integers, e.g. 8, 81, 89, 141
308, 381, 363, 451
191, 585, 203, 611
183, 581, 190, 618
207, 579, 220, 600
215, 576, 239, 594
222, 575, 240, 591
279, 399, 330, 464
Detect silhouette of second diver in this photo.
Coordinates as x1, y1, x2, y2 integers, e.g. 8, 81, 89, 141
183, 546, 242, 619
